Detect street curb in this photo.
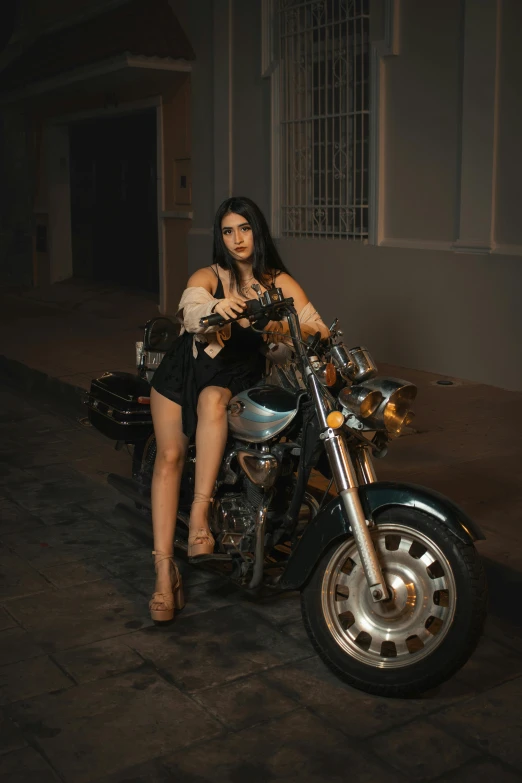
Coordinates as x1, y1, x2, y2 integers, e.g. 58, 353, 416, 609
0, 353, 87, 419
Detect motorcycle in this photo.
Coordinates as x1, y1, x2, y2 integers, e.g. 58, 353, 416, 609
86, 283, 487, 697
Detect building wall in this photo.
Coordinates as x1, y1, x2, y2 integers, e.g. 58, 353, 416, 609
495, 0, 522, 249
383, 0, 462, 242
0, 106, 34, 285
187, 0, 522, 390
186, 0, 270, 271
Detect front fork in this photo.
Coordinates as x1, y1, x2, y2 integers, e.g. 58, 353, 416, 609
308, 373, 388, 603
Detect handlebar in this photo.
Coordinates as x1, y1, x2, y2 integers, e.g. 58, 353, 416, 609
199, 289, 294, 329
200, 311, 227, 328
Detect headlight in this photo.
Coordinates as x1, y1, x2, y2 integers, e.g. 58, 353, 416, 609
338, 385, 384, 419
364, 378, 417, 436
340, 378, 417, 436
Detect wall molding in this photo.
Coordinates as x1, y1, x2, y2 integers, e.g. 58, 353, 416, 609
493, 244, 522, 257
379, 238, 522, 257
368, 0, 401, 246
452, 240, 492, 255
379, 238, 454, 252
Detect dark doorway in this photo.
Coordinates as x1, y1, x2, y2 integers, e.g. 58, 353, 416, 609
70, 109, 159, 293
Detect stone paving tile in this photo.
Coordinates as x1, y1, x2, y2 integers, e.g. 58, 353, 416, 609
164, 708, 403, 783
0, 550, 51, 600
0, 607, 17, 631
193, 672, 299, 731
277, 617, 316, 652
262, 656, 473, 740
91, 759, 173, 783
0, 746, 60, 782
484, 615, 522, 655
456, 635, 522, 691
239, 590, 302, 627
0, 431, 67, 453
0, 713, 27, 755
5, 478, 110, 515
180, 578, 240, 618
27, 503, 95, 527
107, 558, 226, 607
1, 441, 100, 471
432, 676, 522, 771
437, 758, 522, 782
8, 670, 222, 783
54, 638, 145, 684
96, 547, 216, 589
370, 719, 479, 780
0, 627, 47, 667
2, 518, 139, 568
0, 656, 73, 706
26, 463, 97, 485
0, 498, 42, 532
6, 578, 152, 652
125, 604, 314, 693
0, 462, 35, 490
39, 559, 112, 589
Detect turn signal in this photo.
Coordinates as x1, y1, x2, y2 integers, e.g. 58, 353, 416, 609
326, 411, 345, 429
324, 362, 337, 387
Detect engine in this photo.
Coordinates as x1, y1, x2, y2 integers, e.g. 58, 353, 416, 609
212, 492, 257, 552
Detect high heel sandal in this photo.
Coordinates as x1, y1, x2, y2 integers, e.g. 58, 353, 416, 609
149, 551, 185, 623
188, 494, 216, 558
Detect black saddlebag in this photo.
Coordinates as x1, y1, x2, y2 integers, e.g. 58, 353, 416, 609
87, 372, 153, 442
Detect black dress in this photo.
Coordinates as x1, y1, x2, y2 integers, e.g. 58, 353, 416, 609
150, 268, 265, 438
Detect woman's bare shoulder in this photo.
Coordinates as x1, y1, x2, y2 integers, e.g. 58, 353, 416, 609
187, 266, 217, 292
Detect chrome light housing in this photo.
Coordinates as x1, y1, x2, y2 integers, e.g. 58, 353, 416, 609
338, 385, 384, 419
330, 345, 378, 383
362, 378, 417, 436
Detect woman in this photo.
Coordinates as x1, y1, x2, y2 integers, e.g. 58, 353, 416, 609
148, 196, 329, 621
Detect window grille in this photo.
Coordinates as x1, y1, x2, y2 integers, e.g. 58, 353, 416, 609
278, 0, 370, 239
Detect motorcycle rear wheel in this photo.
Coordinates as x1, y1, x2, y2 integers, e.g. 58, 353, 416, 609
300, 507, 487, 697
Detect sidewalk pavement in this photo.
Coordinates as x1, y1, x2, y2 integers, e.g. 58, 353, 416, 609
1, 279, 522, 615
1, 383, 522, 782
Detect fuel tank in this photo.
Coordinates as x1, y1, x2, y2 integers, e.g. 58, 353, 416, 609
227, 386, 299, 443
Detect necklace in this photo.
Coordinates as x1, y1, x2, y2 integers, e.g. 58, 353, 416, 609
239, 275, 255, 296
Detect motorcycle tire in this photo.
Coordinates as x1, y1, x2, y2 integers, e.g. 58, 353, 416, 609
300, 506, 487, 698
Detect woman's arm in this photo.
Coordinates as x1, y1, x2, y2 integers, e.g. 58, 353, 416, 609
270, 272, 330, 341
179, 268, 246, 333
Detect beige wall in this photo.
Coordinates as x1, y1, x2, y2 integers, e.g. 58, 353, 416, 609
495, 0, 522, 248
383, 0, 461, 242
278, 238, 522, 391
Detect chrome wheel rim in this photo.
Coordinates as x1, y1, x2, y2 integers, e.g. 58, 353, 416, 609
321, 524, 457, 668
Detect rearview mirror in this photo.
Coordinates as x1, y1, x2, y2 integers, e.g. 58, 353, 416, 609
143, 317, 178, 352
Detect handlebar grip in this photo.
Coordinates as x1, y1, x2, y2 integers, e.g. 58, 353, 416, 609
199, 312, 227, 328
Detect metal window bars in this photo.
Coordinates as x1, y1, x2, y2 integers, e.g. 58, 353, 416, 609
279, 0, 370, 239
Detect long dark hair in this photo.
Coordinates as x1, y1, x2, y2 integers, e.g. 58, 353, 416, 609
213, 196, 290, 291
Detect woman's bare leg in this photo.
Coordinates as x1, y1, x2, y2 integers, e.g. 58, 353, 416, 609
150, 388, 188, 604
190, 385, 232, 533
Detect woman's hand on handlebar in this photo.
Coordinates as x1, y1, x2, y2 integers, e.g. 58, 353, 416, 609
213, 295, 247, 320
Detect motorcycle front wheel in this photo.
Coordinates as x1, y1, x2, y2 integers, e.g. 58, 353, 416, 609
301, 506, 487, 697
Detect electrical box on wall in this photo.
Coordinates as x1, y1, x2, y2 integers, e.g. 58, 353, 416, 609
174, 158, 192, 205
